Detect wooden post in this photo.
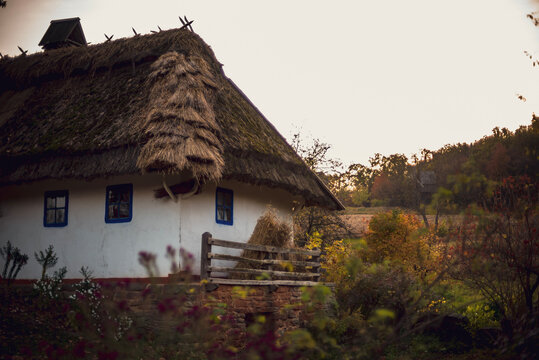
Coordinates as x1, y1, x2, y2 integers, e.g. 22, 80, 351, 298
262, 251, 270, 279
201, 232, 212, 280
312, 248, 320, 282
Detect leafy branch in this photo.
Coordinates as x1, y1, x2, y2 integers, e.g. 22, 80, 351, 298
35, 245, 58, 280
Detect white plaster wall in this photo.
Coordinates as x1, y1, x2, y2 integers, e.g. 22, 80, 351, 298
179, 180, 298, 275
0, 176, 299, 279
0, 175, 182, 279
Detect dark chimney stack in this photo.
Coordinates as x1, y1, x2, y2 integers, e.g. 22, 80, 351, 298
39, 17, 87, 51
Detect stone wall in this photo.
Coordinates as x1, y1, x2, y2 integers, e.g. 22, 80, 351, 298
199, 284, 305, 337
5, 279, 327, 346
106, 282, 309, 339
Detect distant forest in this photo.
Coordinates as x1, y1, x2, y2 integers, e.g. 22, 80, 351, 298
303, 114, 538, 215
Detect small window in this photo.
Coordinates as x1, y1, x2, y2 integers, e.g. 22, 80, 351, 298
105, 184, 133, 223
44, 190, 68, 227
216, 187, 233, 225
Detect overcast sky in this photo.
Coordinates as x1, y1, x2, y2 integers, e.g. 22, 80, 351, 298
1, 0, 538, 166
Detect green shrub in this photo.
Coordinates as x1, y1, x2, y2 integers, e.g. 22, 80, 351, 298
464, 303, 498, 332
33, 266, 66, 300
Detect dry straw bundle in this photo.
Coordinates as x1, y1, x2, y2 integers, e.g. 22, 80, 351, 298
235, 208, 307, 279
250, 207, 290, 242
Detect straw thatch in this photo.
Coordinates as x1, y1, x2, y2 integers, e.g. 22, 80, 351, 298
235, 208, 295, 279
244, 208, 293, 254
0, 28, 343, 210
136, 51, 223, 181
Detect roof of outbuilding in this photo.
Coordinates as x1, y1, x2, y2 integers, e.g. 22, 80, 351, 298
0, 27, 343, 210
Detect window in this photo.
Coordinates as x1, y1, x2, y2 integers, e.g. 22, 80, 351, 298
216, 187, 233, 225
105, 184, 133, 223
44, 190, 68, 227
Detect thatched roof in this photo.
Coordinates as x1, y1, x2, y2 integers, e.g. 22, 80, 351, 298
0, 28, 343, 210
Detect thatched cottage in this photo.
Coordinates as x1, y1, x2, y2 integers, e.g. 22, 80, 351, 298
0, 24, 342, 279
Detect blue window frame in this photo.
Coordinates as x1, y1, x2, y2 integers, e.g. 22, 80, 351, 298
105, 184, 133, 223
216, 187, 233, 225
44, 190, 68, 227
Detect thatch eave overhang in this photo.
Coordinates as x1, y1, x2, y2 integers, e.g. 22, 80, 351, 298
220, 78, 344, 211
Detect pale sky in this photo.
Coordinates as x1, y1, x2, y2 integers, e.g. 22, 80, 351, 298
1, 0, 538, 166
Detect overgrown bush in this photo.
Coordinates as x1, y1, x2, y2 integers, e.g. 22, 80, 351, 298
294, 206, 350, 249
447, 177, 537, 319
32, 245, 67, 301
33, 266, 67, 301
444, 176, 538, 357
361, 210, 442, 276
309, 230, 443, 358
281, 284, 341, 359
463, 303, 498, 332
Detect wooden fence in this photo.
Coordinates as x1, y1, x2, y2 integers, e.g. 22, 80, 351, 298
200, 232, 322, 286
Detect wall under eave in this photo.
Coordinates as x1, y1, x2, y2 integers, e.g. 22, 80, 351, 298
180, 180, 297, 275
0, 174, 182, 279
0, 176, 299, 279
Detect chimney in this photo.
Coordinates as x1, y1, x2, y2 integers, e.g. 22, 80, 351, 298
38, 17, 87, 51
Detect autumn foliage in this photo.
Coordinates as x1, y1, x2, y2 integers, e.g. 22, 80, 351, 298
362, 210, 438, 273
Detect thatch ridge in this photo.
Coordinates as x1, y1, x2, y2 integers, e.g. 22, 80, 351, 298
0, 29, 221, 91
0, 28, 343, 210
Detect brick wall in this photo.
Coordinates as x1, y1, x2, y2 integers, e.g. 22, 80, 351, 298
200, 284, 305, 337
4, 280, 330, 344
105, 282, 309, 338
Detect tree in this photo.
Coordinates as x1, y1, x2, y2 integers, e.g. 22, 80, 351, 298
348, 152, 440, 228
290, 132, 350, 248
294, 206, 350, 248
485, 142, 510, 179
291, 132, 342, 175
348, 153, 413, 206
447, 176, 538, 324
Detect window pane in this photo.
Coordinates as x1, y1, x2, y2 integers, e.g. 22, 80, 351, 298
105, 185, 132, 223
108, 204, 118, 218
46, 197, 55, 209
120, 191, 129, 202
119, 203, 130, 218
216, 188, 233, 225
56, 209, 65, 223
56, 196, 65, 208
108, 190, 118, 203
217, 191, 223, 205
217, 207, 225, 221
223, 192, 232, 206
46, 210, 55, 224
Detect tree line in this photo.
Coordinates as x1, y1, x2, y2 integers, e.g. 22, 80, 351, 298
306, 115, 538, 225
